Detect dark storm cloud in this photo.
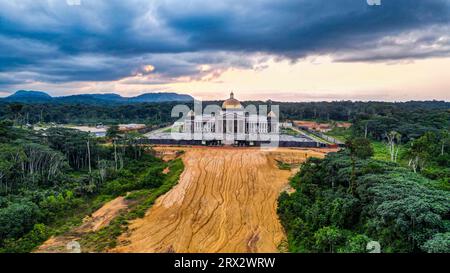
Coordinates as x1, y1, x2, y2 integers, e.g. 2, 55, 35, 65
160, 0, 450, 56
0, 0, 449, 86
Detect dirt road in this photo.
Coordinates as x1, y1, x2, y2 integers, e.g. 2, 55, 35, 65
113, 147, 328, 253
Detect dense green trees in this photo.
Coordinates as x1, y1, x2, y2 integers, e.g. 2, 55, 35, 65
421, 233, 450, 253
318, 101, 450, 184
345, 137, 374, 195
0, 119, 169, 252
346, 138, 374, 160
278, 151, 450, 253
1, 100, 448, 127
405, 131, 450, 182
45, 128, 99, 171
0, 102, 181, 125
351, 107, 449, 142
0, 142, 67, 193
0, 201, 40, 241
276, 100, 449, 253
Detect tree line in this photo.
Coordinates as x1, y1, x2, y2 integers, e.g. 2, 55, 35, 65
1, 100, 448, 126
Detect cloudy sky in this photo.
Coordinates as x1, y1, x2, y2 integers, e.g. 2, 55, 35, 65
0, 0, 449, 101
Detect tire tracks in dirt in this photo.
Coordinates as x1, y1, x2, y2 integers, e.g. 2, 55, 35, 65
112, 147, 328, 253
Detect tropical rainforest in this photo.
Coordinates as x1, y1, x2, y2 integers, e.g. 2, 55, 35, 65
278, 148, 450, 253
0, 119, 183, 253
278, 101, 449, 253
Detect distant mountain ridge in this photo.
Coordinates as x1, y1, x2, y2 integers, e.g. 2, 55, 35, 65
4, 90, 53, 103
2, 90, 194, 104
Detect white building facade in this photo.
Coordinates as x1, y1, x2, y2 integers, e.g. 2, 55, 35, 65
182, 92, 279, 145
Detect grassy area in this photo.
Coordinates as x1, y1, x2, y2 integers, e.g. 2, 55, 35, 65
281, 127, 299, 136
323, 127, 410, 164
371, 141, 408, 164
370, 142, 449, 189
79, 158, 184, 252
324, 127, 412, 166
324, 127, 410, 163
160, 125, 182, 133
325, 127, 352, 142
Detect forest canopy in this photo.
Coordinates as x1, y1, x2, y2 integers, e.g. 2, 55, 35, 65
0, 120, 171, 252
1, 100, 448, 126
278, 151, 450, 253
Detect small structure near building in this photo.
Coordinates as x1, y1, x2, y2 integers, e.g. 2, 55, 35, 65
293, 120, 352, 133
294, 121, 332, 133
66, 126, 107, 137
280, 122, 293, 128
118, 124, 146, 133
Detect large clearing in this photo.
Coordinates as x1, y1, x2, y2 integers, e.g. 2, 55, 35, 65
113, 147, 330, 253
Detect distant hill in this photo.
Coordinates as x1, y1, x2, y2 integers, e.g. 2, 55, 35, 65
5, 90, 53, 103
2, 90, 194, 104
130, 93, 194, 102
57, 94, 126, 104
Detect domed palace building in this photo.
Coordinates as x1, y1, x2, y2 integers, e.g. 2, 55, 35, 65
182, 92, 279, 145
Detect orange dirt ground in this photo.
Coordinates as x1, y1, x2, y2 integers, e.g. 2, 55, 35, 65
112, 147, 331, 253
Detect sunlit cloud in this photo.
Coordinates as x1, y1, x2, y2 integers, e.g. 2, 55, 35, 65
198, 65, 212, 72
143, 65, 155, 73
